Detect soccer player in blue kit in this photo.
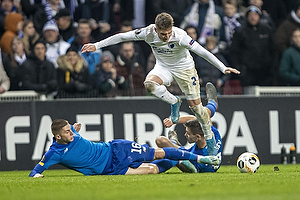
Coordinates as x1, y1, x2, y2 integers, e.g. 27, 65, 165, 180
29, 118, 220, 178
151, 82, 222, 173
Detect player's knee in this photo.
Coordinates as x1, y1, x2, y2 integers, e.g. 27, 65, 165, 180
154, 148, 165, 159
144, 80, 157, 94
155, 136, 168, 148
147, 164, 160, 174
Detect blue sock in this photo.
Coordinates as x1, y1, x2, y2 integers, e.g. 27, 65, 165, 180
151, 159, 178, 173
163, 147, 198, 161
206, 100, 217, 117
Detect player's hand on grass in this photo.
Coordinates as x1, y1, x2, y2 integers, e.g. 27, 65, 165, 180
163, 118, 174, 128
73, 123, 82, 132
33, 173, 44, 178
225, 67, 240, 75
81, 44, 96, 53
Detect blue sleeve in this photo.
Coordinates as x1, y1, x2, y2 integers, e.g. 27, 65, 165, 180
29, 163, 46, 177
70, 124, 80, 136
28, 148, 60, 177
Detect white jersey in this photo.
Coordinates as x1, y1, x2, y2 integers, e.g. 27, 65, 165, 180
94, 24, 227, 73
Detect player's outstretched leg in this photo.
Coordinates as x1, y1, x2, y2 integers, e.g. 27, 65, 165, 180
189, 103, 217, 154
162, 147, 220, 166
177, 160, 198, 173
170, 96, 181, 123
189, 82, 219, 156
206, 82, 218, 117
144, 80, 181, 123
204, 82, 218, 156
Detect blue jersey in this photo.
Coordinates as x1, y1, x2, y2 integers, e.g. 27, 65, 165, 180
29, 126, 155, 176
180, 126, 223, 172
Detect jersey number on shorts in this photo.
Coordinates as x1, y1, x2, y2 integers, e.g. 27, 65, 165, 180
131, 142, 142, 154
191, 77, 197, 85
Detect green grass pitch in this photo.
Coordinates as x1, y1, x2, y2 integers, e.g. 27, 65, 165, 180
1, 164, 300, 200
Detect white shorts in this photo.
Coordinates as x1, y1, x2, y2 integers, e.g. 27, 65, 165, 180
147, 64, 200, 100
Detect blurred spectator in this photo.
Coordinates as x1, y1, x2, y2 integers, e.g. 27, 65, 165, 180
20, 40, 58, 94
110, 0, 134, 29
0, 12, 23, 54
132, 0, 146, 28
261, 0, 286, 28
54, 8, 76, 43
57, 45, 93, 97
22, 19, 40, 55
230, 5, 274, 87
146, 51, 155, 74
2, 36, 27, 90
152, 0, 193, 27
245, 0, 275, 30
0, 60, 10, 93
223, 0, 242, 48
63, 0, 82, 19
115, 41, 145, 96
180, 0, 226, 51
74, 0, 111, 40
70, 18, 101, 74
197, 36, 229, 93
279, 28, 300, 86
32, 0, 65, 34
103, 20, 133, 57
22, 0, 76, 19
104, 20, 147, 71
284, 0, 295, 13
92, 50, 126, 96
0, 0, 18, 37
42, 22, 70, 68
21, 0, 44, 19
274, 1, 300, 55
184, 25, 201, 76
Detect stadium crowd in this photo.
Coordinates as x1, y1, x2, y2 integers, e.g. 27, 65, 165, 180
0, 0, 299, 98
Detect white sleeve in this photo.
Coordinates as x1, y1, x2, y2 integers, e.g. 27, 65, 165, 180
94, 28, 146, 49
180, 36, 227, 74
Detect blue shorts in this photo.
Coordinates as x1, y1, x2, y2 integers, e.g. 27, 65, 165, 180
102, 139, 155, 175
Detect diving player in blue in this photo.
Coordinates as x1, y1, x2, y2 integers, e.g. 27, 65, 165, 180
29, 118, 220, 177
151, 82, 222, 173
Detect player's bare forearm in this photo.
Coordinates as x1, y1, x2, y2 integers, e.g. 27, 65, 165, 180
163, 115, 196, 127
224, 67, 240, 74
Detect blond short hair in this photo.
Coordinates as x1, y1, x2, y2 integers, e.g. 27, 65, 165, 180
155, 12, 174, 30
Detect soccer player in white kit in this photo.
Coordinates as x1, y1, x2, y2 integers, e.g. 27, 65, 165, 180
81, 12, 240, 156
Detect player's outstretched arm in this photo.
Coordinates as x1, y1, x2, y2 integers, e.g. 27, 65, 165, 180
81, 30, 140, 54
163, 115, 196, 127
81, 44, 96, 53
29, 164, 46, 178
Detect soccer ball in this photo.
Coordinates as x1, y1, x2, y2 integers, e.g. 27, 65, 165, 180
237, 152, 260, 173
